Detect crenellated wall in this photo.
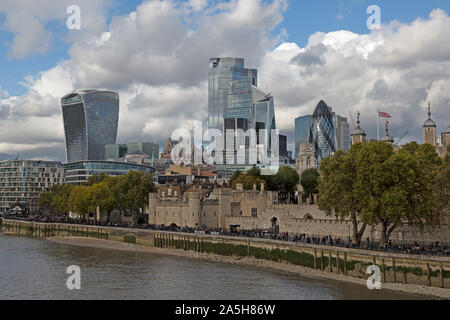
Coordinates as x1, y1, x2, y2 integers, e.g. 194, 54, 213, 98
148, 188, 449, 244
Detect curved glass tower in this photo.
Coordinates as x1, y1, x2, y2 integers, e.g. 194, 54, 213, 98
309, 100, 336, 164
61, 90, 119, 163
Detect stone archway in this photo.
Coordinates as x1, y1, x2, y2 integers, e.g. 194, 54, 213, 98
303, 213, 313, 221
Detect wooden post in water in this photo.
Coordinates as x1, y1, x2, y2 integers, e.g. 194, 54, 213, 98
247, 239, 250, 256
321, 250, 324, 271
329, 251, 333, 273
382, 258, 386, 283
440, 263, 445, 288
427, 263, 432, 287
404, 268, 407, 284
336, 251, 340, 275
344, 252, 347, 276
313, 249, 317, 270
393, 258, 397, 283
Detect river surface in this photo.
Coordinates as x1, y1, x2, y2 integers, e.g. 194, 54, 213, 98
0, 233, 425, 300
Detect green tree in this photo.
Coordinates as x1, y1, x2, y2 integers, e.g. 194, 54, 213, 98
318, 146, 367, 245
87, 173, 108, 186
246, 167, 261, 178
38, 191, 55, 214
274, 166, 300, 193
356, 141, 440, 246
229, 170, 242, 188
232, 174, 265, 190
300, 168, 320, 197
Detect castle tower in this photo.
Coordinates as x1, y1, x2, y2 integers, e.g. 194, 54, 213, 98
443, 125, 450, 149
295, 142, 317, 176
351, 111, 366, 145
382, 120, 394, 144
188, 192, 202, 227
423, 102, 436, 146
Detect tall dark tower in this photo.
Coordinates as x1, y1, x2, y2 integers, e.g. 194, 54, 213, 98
423, 101, 436, 146
61, 90, 119, 163
351, 111, 366, 145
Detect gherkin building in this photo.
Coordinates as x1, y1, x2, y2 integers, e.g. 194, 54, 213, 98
309, 100, 337, 164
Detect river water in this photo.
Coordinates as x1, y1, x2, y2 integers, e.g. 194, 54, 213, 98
0, 233, 424, 300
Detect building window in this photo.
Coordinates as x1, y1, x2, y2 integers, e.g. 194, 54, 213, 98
251, 208, 257, 217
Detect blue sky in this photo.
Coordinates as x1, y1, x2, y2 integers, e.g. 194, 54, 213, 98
0, 0, 449, 160
1, 0, 449, 96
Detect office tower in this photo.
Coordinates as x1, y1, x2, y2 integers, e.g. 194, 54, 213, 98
105, 144, 127, 160
64, 160, 154, 186
208, 58, 257, 132
0, 160, 64, 213
61, 90, 119, 163
295, 115, 311, 158
333, 113, 350, 151
127, 142, 160, 158
279, 134, 288, 157
309, 100, 337, 164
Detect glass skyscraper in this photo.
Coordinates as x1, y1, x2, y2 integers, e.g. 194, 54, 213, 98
295, 115, 311, 158
208, 58, 257, 132
309, 100, 337, 164
61, 90, 119, 163
308, 100, 350, 164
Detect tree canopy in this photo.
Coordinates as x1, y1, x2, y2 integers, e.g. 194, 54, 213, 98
38, 171, 156, 222
300, 168, 320, 197
318, 140, 443, 246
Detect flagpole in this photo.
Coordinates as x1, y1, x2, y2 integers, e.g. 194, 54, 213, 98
377, 111, 380, 140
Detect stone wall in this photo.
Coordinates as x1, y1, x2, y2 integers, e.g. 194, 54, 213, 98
147, 188, 450, 244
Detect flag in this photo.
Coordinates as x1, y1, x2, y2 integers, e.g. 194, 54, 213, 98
378, 111, 391, 118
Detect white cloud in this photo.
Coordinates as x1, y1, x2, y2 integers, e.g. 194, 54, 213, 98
0, 0, 112, 59
259, 9, 450, 145
0, 2, 449, 161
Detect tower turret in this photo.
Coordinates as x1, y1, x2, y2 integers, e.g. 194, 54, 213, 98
423, 101, 436, 146
351, 111, 366, 145
383, 120, 394, 144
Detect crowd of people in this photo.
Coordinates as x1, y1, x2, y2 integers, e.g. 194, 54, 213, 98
2, 214, 449, 256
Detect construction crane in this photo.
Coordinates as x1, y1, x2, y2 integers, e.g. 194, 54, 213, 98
348, 111, 356, 129
395, 131, 409, 145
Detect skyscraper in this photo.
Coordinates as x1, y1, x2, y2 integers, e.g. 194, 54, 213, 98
309, 100, 337, 164
333, 113, 350, 152
308, 100, 350, 164
208, 58, 257, 132
295, 115, 311, 158
61, 90, 119, 163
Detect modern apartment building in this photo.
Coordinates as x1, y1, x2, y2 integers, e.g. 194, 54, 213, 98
0, 160, 64, 213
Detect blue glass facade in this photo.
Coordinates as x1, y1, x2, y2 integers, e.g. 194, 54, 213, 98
62, 90, 119, 163
208, 58, 257, 132
63, 160, 154, 185
309, 101, 337, 164
295, 115, 311, 158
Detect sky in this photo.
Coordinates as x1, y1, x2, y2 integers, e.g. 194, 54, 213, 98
0, 0, 449, 162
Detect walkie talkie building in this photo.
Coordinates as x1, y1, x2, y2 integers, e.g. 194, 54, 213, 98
61, 90, 119, 163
